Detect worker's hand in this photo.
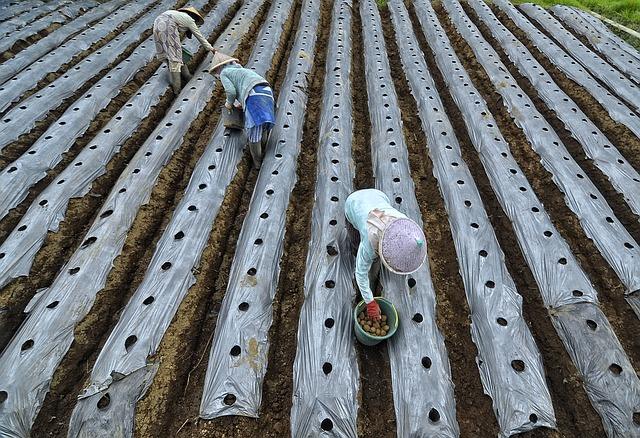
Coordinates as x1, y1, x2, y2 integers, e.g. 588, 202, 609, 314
225, 101, 232, 110
233, 101, 242, 109
366, 300, 381, 321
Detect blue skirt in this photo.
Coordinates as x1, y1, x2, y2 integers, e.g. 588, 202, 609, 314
244, 84, 275, 131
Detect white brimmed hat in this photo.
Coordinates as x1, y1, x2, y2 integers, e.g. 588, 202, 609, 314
208, 51, 239, 73
378, 218, 427, 275
178, 6, 205, 25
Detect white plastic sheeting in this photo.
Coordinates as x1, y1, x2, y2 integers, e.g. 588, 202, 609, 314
199, 0, 318, 419
418, 0, 640, 435
0, 0, 262, 435
520, 3, 640, 112
492, 0, 640, 141
360, 0, 459, 436
445, 0, 640, 308
290, 0, 359, 435
0, 1, 69, 34
0, 35, 160, 222
0, 1, 45, 23
0, 0, 222, 291
551, 6, 640, 83
0, 0, 168, 148
0, 0, 98, 55
0, 0, 128, 84
392, 1, 554, 435
563, 7, 640, 66
67, 0, 290, 434
468, 2, 640, 231
0, 0, 154, 113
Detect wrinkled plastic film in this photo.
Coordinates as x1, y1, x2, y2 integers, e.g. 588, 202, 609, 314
492, 0, 640, 140
0, 35, 159, 221
0, 0, 225, 292
520, 3, 640, 112
0, 0, 126, 84
290, 0, 359, 436
0, 0, 171, 149
0, 0, 98, 55
468, 2, 640, 235
360, 0, 459, 436
67, 0, 289, 434
565, 7, 640, 66
0, 0, 130, 84
0, 0, 153, 113
551, 6, 640, 84
417, 1, 640, 436
0, 1, 70, 34
0, 0, 259, 434
199, 0, 319, 419
445, 0, 640, 298
0, 0, 45, 23
392, 1, 554, 435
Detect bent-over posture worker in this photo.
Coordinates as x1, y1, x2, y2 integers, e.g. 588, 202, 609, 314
153, 6, 215, 93
209, 51, 275, 169
345, 189, 427, 320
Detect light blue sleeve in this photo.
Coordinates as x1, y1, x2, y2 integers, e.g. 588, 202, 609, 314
220, 70, 237, 105
355, 241, 377, 303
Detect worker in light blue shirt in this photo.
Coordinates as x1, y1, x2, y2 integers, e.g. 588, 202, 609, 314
345, 189, 427, 321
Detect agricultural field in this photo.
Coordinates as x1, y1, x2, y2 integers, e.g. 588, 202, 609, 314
0, 0, 639, 437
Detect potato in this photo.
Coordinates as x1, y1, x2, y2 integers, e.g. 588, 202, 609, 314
372, 322, 380, 329
363, 324, 370, 331
381, 315, 387, 322
359, 312, 365, 320
383, 325, 389, 331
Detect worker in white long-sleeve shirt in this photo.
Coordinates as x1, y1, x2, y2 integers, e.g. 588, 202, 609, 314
153, 6, 216, 93
345, 189, 427, 320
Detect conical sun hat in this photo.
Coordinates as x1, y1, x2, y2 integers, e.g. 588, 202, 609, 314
209, 51, 239, 73
379, 218, 427, 275
178, 6, 205, 25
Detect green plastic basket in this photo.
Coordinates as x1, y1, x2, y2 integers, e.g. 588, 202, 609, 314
353, 297, 399, 346
182, 47, 193, 63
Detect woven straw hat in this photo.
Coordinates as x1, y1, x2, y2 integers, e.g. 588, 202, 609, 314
178, 6, 205, 25
209, 51, 239, 73
378, 218, 427, 275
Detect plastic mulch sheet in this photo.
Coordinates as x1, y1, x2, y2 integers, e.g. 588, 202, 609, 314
391, 0, 554, 434
290, 0, 359, 435
360, 0, 459, 435
445, 0, 640, 307
199, 0, 320, 419
0, 0, 260, 435
520, 3, 640, 111
0, 0, 130, 84
492, 0, 640, 140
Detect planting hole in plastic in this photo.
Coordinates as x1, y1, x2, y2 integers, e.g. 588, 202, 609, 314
497, 317, 508, 326
69, 267, 80, 275
143, 296, 154, 305
223, 394, 236, 405
326, 245, 338, 256
238, 302, 249, 311
161, 262, 172, 271
21, 339, 34, 351
0, 391, 7, 403
325, 280, 335, 289
407, 277, 416, 288
511, 360, 525, 372
125, 335, 137, 352
175, 231, 185, 240
530, 413, 538, 423
422, 356, 432, 369
572, 290, 584, 297
322, 362, 333, 375
82, 237, 97, 247
97, 393, 110, 410
321, 418, 333, 431
324, 318, 334, 328
609, 363, 622, 375
428, 408, 440, 423
230, 345, 241, 356
412, 313, 423, 323
586, 319, 597, 330
47, 301, 59, 309
100, 210, 113, 219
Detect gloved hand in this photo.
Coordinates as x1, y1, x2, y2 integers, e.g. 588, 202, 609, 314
225, 101, 232, 110
233, 101, 242, 109
366, 300, 381, 321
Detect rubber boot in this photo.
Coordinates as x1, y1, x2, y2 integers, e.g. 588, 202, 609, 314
180, 64, 192, 82
169, 71, 181, 94
249, 141, 262, 169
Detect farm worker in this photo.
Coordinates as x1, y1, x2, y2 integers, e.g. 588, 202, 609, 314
153, 6, 215, 94
345, 189, 427, 321
208, 51, 276, 169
